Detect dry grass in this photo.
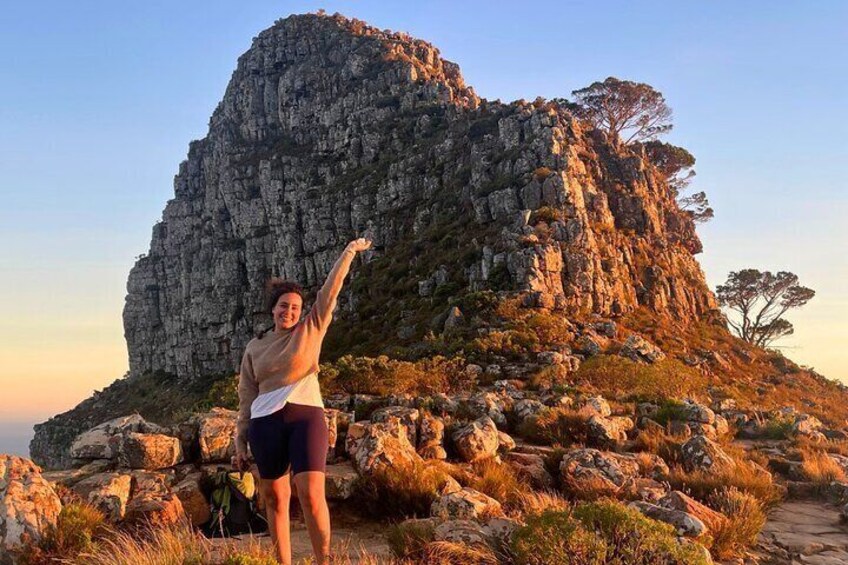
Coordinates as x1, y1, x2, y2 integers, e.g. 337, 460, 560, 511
420, 541, 500, 565
667, 460, 782, 509
799, 447, 846, 484
467, 458, 529, 511
630, 425, 686, 466
18, 502, 109, 565
353, 460, 459, 519
707, 487, 767, 560
513, 490, 571, 520
72, 517, 211, 565
516, 407, 592, 447
573, 354, 709, 402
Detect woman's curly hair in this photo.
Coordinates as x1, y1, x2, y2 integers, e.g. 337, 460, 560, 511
264, 278, 305, 314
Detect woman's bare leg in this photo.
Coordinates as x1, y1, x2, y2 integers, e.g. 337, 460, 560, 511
260, 474, 292, 564
293, 471, 330, 564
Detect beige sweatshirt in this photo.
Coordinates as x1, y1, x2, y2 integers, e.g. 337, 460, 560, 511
234, 246, 357, 455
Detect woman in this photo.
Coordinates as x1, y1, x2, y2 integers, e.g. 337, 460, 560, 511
233, 237, 372, 565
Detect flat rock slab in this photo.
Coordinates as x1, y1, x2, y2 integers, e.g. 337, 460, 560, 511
758, 501, 848, 564
207, 518, 391, 563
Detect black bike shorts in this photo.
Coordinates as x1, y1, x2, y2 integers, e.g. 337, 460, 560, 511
247, 402, 329, 479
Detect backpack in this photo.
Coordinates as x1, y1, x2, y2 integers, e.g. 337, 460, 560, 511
202, 469, 267, 537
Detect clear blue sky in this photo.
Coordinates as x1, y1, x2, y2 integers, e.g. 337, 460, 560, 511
1, 1, 846, 453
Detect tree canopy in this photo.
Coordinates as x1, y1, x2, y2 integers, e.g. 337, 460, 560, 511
570, 77, 673, 146
716, 269, 815, 348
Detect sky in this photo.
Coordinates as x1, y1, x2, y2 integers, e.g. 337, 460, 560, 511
1, 1, 846, 456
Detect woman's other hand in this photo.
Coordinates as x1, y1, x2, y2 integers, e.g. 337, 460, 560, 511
346, 237, 372, 253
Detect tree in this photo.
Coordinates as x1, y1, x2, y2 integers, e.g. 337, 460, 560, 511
643, 141, 714, 223
570, 77, 672, 146
716, 269, 815, 348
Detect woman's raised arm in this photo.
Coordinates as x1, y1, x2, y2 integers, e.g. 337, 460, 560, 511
305, 238, 371, 331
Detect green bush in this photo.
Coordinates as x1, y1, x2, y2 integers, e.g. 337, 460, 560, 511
18, 502, 107, 564
511, 500, 711, 565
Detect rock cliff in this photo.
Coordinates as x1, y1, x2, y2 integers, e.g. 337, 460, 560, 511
32, 12, 718, 469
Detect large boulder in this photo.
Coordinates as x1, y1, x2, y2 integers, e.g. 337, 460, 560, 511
0, 456, 63, 562
629, 501, 707, 538
370, 406, 420, 446
559, 448, 668, 493
587, 415, 634, 446
430, 487, 503, 520
172, 473, 210, 526
417, 412, 447, 460
69, 414, 163, 461
452, 417, 500, 463
345, 420, 422, 475
114, 432, 183, 469
658, 491, 727, 535
465, 392, 510, 427
681, 436, 736, 473
195, 408, 237, 463
71, 472, 133, 522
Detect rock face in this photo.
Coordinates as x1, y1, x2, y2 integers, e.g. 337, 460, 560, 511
0, 456, 63, 562
32, 11, 717, 469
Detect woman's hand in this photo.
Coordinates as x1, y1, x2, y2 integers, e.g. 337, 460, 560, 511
232, 451, 251, 472
346, 237, 373, 253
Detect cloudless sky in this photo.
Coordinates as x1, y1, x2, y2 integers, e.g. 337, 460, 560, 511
1, 1, 846, 455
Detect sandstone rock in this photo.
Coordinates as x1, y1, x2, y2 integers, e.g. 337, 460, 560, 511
466, 392, 510, 427
71, 472, 133, 522
452, 417, 500, 462
417, 412, 447, 460
346, 420, 421, 475
370, 406, 419, 446
172, 474, 210, 526
430, 487, 502, 520
123, 491, 185, 529
194, 408, 237, 463
0, 456, 62, 560
658, 491, 727, 535
681, 435, 736, 473
69, 414, 157, 460
620, 334, 665, 363
630, 501, 707, 537
513, 399, 547, 422
574, 335, 601, 356
505, 452, 554, 490
325, 463, 358, 501
681, 400, 716, 425
580, 395, 612, 418
497, 431, 516, 452
433, 519, 488, 545
587, 415, 634, 446
115, 432, 183, 469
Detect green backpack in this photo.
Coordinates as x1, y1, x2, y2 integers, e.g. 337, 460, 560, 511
203, 469, 267, 537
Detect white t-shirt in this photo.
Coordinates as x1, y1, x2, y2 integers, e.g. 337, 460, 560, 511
249, 372, 324, 418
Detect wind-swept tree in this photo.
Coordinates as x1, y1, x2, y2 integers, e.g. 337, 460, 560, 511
643, 140, 714, 223
570, 77, 673, 146
716, 269, 815, 348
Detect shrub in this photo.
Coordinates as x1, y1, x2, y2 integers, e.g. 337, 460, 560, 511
510, 500, 710, 565
667, 460, 782, 509
18, 502, 108, 564
321, 354, 467, 397
517, 407, 591, 447
708, 487, 767, 560
353, 460, 458, 519
467, 458, 528, 510
386, 520, 436, 561
799, 447, 846, 484
574, 355, 708, 401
